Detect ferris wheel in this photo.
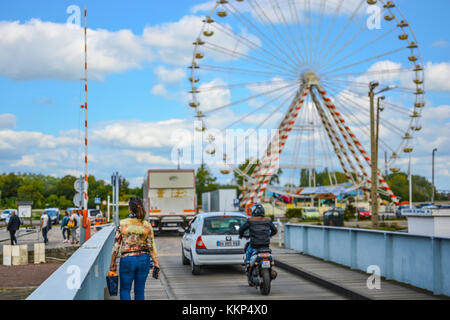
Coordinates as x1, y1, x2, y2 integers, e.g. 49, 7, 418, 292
189, 0, 424, 206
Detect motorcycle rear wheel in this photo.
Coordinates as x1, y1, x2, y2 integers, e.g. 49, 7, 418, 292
260, 269, 271, 296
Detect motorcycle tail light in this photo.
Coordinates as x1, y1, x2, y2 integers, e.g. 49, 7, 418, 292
259, 253, 270, 257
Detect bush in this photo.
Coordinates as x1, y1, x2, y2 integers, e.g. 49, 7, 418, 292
266, 214, 275, 221
344, 204, 356, 221
285, 208, 303, 220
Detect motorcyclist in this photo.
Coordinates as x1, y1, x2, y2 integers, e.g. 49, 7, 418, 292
239, 203, 278, 270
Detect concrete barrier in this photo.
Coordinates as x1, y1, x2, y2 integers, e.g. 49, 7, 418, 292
27, 225, 115, 300
284, 224, 450, 296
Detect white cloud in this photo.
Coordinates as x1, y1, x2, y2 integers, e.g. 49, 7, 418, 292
154, 66, 186, 84
0, 19, 153, 81
0, 114, 17, 129
425, 62, 450, 92
142, 15, 204, 66
432, 40, 449, 48
151, 84, 170, 97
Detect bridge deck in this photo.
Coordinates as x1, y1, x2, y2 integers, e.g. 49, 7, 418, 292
275, 250, 443, 300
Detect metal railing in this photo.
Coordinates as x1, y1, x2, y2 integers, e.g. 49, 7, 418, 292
27, 225, 115, 300
284, 224, 450, 296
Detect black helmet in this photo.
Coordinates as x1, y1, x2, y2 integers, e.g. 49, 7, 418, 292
251, 203, 265, 217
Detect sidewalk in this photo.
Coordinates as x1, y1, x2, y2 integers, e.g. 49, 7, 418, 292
273, 249, 444, 300
0, 225, 80, 256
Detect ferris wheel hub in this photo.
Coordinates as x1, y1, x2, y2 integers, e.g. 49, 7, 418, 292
302, 71, 319, 86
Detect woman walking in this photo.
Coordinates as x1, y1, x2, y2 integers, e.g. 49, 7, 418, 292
61, 211, 70, 243
109, 197, 160, 300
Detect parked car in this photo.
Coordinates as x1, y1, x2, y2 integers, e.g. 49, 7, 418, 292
2, 209, 23, 225
302, 207, 321, 220
324, 209, 344, 227
1, 209, 16, 221
181, 212, 249, 275
44, 208, 61, 225
357, 208, 371, 220
396, 205, 414, 218
422, 205, 439, 210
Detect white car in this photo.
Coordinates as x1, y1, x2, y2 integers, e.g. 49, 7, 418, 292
1, 209, 18, 223
181, 212, 249, 275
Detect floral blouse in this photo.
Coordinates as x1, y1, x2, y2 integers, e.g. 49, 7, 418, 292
112, 218, 158, 260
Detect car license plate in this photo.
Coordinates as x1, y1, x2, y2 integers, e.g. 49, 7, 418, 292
262, 260, 271, 268
166, 223, 177, 227
217, 241, 240, 247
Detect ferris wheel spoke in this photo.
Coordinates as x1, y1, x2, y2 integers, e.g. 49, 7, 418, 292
322, 26, 398, 72
200, 79, 297, 92
321, 47, 407, 76
224, 86, 297, 130
313, 0, 345, 67
289, 0, 310, 65
315, 107, 342, 186
322, 82, 408, 132
203, 41, 298, 76
311, 0, 328, 67
322, 78, 418, 97
231, 91, 297, 156
271, 0, 307, 65
200, 64, 294, 78
321, 85, 397, 154
211, 21, 299, 73
226, 1, 300, 70
320, 67, 413, 80
311, 90, 358, 184
323, 81, 411, 116
247, 0, 302, 69
321, 83, 407, 141
318, 0, 366, 68
202, 82, 298, 115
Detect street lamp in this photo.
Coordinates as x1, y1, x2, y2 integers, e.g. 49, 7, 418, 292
369, 82, 397, 228
432, 148, 438, 203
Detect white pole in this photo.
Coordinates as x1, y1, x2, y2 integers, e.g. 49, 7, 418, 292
107, 195, 110, 223
409, 153, 413, 209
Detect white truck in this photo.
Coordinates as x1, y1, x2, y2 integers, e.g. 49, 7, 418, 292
143, 169, 197, 235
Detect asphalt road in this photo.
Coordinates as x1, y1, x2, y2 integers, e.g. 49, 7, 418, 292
155, 235, 347, 300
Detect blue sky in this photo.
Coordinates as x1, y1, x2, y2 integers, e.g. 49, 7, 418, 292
0, 0, 449, 192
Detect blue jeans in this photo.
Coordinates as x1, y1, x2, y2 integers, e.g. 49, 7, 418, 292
119, 254, 152, 300
42, 227, 49, 244
245, 245, 258, 265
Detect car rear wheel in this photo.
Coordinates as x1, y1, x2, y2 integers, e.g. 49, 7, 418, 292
181, 246, 190, 265
190, 252, 201, 275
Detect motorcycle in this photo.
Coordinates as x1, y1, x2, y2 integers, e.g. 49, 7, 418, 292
244, 241, 277, 296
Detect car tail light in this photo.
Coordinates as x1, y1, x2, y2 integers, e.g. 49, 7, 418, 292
196, 236, 206, 249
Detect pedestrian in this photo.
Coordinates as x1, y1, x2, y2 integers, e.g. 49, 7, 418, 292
67, 210, 79, 245
7, 210, 21, 245
109, 197, 160, 300
61, 211, 70, 243
40, 211, 51, 245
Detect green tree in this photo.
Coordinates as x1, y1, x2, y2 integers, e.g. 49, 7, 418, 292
17, 180, 44, 207
196, 164, 219, 206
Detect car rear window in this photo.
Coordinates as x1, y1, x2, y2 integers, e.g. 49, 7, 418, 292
89, 210, 100, 216
202, 216, 247, 235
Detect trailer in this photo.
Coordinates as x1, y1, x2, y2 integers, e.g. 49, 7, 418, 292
202, 189, 239, 213
143, 169, 197, 235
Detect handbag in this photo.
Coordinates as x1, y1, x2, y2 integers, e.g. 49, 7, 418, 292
106, 271, 119, 296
